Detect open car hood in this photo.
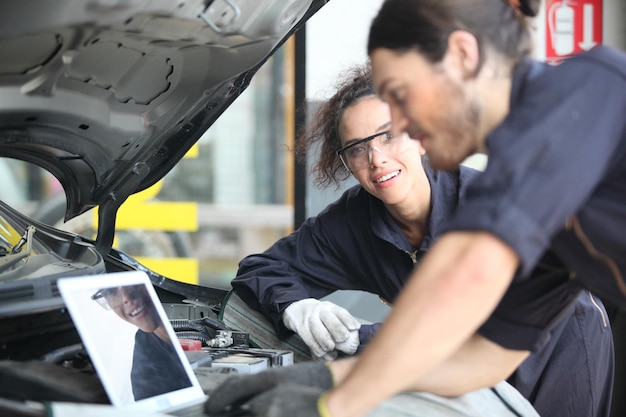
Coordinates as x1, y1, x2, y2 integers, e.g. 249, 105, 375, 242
0, 0, 324, 242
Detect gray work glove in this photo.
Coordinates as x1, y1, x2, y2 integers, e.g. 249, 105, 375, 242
221, 384, 330, 417
282, 298, 361, 360
204, 361, 334, 416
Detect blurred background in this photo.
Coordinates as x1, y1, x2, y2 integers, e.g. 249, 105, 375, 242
3, 0, 624, 307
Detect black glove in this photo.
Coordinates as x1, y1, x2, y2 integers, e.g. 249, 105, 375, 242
230, 384, 329, 417
204, 361, 333, 416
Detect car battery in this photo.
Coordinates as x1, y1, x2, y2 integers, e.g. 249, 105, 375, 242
185, 347, 293, 374
210, 352, 270, 374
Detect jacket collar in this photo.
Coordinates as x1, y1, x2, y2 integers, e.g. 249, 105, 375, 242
369, 162, 463, 253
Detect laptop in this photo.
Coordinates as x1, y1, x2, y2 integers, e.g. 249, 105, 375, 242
57, 270, 208, 416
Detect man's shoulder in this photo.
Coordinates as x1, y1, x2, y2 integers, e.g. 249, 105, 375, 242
574, 45, 626, 78
459, 164, 481, 181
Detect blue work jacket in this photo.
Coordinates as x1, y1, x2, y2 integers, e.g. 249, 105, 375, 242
233, 164, 474, 337
448, 45, 626, 321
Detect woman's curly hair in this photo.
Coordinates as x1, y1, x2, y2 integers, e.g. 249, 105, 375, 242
295, 63, 376, 189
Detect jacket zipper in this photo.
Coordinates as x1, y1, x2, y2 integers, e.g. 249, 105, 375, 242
379, 250, 419, 307
587, 291, 608, 328
565, 215, 626, 298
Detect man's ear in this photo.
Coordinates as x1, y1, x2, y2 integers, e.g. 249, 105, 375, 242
443, 30, 481, 80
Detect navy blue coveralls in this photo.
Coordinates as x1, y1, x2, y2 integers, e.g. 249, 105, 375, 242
444, 45, 626, 417
232, 164, 614, 417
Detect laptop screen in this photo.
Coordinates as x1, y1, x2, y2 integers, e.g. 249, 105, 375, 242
58, 270, 206, 413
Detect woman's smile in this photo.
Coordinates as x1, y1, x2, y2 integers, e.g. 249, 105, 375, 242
373, 169, 401, 186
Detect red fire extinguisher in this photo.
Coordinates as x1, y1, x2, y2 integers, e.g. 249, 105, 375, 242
548, 0, 575, 56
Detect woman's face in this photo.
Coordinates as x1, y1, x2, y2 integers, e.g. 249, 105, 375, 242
369, 47, 482, 171
338, 96, 427, 206
105, 285, 162, 333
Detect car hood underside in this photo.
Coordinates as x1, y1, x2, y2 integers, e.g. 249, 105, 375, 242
0, 0, 325, 250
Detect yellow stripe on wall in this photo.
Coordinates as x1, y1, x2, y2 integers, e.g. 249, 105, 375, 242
135, 257, 199, 285
116, 202, 198, 231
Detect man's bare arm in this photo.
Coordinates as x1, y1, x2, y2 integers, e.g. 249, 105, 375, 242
325, 231, 519, 417
328, 334, 529, 397
410, 334, 529, 396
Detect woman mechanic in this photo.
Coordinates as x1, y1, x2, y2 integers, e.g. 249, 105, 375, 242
210, 62, 613, 417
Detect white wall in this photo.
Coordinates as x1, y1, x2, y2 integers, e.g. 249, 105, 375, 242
306, 0, 384, 101
603, 0, 626, 50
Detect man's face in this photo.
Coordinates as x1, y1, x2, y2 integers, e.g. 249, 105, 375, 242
370, 47, 481, 171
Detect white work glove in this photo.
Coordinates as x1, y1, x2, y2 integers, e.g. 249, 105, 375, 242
334, 330, 360, 355
282, 298, 361, 360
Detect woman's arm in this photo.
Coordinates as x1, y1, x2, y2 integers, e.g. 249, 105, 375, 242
232, 217, 354, 333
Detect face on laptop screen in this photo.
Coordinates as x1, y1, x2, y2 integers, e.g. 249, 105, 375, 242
92, 283, 193, 402
59, 272, 203, 411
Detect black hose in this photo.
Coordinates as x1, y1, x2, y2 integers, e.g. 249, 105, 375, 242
40, 343, 85, 364
170, 319, 215, 340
